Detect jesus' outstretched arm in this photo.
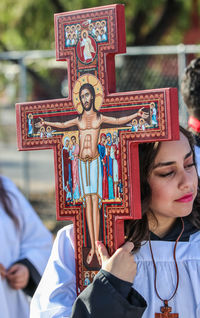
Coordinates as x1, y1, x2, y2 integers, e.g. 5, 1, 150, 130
101, 107, 149, 126
35, 117, 78, 129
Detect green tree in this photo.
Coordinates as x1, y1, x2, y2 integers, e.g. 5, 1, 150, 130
0, 0, 198, 99
0, 0, 198, 51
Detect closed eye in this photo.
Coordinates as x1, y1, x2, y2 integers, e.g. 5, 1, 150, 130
185, 162, 195, 169
158, 171, 174, 177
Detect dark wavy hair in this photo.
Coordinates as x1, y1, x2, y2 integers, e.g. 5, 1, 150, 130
125, 126, 200, 251
78, 83, 100, 120
0, 178, 19, 228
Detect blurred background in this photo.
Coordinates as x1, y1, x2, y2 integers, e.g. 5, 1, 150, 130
0, 0, 200, 234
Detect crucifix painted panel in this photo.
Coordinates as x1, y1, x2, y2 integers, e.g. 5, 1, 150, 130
16, 4, 179, 293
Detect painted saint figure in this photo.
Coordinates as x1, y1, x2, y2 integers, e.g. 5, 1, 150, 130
105, 133, 115, 200
35, 75, 149, 266
66, 34, 72, 46
139, 118, 146, 131
62, 137, 73, 203
28, 113, 33, 136
131, 118, 138, 132
80, 30, 95, 62
46, 126, 56, 138
98, 133, 108, 200
150, 102, 158, 127
39, 126, 46, 138
70, 136, 81, 204
71, 33, 77, 45
112, 132, 119, 199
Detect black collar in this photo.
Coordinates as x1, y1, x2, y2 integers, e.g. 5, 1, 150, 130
150, 218, 198, 242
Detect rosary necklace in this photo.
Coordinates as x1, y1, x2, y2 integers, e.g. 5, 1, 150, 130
148, 218, 184, 318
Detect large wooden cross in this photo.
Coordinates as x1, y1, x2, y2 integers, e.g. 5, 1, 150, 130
16, 4, 179, 293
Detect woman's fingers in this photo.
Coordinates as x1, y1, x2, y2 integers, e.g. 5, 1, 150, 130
121, 241, 134, 253
7, 264, 29, 290
96, 241, 137, 283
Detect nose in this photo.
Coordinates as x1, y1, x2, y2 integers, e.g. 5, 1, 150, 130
83, 95, 89, 104
178, 169, 195, 190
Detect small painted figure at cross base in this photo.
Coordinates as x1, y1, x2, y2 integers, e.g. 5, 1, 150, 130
181, 57, 200, 176
30, 126, 200, 318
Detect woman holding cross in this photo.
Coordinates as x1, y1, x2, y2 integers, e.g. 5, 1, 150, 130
30, 126, 200, 317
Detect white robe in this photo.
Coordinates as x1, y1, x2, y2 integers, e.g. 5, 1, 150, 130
30, 223, 200, 317
195, 145, 200, 176
30, 224, 76, 318
0, 176, 53, 318
80, 37, 95, 61
134, 232, 200, 317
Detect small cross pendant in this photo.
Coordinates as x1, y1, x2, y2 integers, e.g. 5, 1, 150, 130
155, 300, 179, 318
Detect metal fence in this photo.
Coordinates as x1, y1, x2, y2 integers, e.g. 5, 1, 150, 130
0, 44, 200, 196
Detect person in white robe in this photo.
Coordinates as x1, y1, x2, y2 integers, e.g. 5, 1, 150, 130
0, 175, 53, 318
30, 127, 200, 318
30, 221, 200, 318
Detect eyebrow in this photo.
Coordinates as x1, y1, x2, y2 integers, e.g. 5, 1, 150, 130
153, 150, 193, 169
81, 91, 89, 96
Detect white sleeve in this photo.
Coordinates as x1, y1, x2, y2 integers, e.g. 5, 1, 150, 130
30, 224, 77, 318
2, 176, 53, 275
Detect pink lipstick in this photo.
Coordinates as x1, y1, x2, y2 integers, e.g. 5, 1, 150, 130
175, 193, 193, 203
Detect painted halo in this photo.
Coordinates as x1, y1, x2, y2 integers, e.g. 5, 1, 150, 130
72, 74, 104, 114
28, 113, 33, 119
62, 134, 70, 146
46, 126, 52, 132
81, 29, 89, 39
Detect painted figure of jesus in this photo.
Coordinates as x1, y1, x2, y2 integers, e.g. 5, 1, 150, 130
35, 75, 148, 266
80, 30, 95, 62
